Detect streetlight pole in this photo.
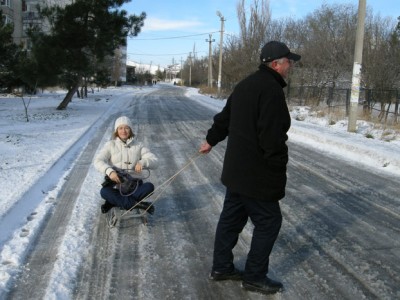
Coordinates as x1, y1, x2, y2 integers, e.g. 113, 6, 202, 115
348, 0, 366, 132
216, 11, 225, 96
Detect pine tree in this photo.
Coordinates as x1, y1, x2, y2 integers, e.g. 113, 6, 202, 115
28, 0, 145, 109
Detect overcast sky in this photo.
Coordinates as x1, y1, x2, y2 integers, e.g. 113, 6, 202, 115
122, 0, 399, 68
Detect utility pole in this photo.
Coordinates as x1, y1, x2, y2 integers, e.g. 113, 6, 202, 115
206, 34, 215, 88
348, 0, 366, 132
216, 11, 225, 96
180, 57, 183, 85
172, 58, 175, 82
149, 61, 152, 85
188, 52, 192, 86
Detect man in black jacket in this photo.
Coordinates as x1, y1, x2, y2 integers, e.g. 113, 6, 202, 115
199, 41, 300, 295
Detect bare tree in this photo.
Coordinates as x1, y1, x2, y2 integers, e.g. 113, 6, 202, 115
362, 14, 399, 122
13, 81, 38, 122
302, 4, 357, 89
363, 15, 398, 89
222, 0, 271, 88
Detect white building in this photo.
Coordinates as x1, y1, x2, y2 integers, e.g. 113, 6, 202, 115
126, 60, 164, 75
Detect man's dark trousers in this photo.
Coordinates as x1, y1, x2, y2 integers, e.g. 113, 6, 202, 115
212, 189, 282, 282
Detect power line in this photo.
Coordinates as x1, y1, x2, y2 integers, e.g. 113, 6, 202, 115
128, 52, 189, 56
128, 51, 206, 57
128, 31, 220, 41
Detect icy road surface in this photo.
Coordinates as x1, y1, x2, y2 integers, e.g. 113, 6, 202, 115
4, 84, 400, 299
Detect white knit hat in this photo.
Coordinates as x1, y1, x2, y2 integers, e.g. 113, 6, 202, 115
114, 116, 133, 131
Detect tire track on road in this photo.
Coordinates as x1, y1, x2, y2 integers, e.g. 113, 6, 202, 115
6, 114, 117, 300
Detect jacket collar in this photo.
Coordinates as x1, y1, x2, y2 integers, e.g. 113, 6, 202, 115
116, 137, 134, 145
258, 64, 287, 88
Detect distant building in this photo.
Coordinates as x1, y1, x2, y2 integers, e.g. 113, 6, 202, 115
126, 61, 168, 84
165, 63, 181, 83
1, 0, 127, 84
127, 60, 165, 75
1, 0, 23, 44
126, 64, 136, 84
1, 0, 72, 48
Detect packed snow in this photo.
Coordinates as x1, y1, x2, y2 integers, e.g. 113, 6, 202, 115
0, 83, 399, 297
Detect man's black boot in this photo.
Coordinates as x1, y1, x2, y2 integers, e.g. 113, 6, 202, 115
242, 277, 283, 294
209, 268, 243, 281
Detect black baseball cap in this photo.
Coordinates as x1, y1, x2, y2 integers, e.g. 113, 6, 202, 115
260, 41, 301, 63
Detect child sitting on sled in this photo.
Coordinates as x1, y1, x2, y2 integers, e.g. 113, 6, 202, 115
94, 116, 158, 219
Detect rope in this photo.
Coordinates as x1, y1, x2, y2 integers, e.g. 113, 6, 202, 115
119, 152, 204, 218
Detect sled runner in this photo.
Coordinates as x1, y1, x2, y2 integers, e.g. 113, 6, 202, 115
105, 204, 153, 228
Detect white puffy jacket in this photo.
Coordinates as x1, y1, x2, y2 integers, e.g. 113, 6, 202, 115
94, 137, 158, 176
